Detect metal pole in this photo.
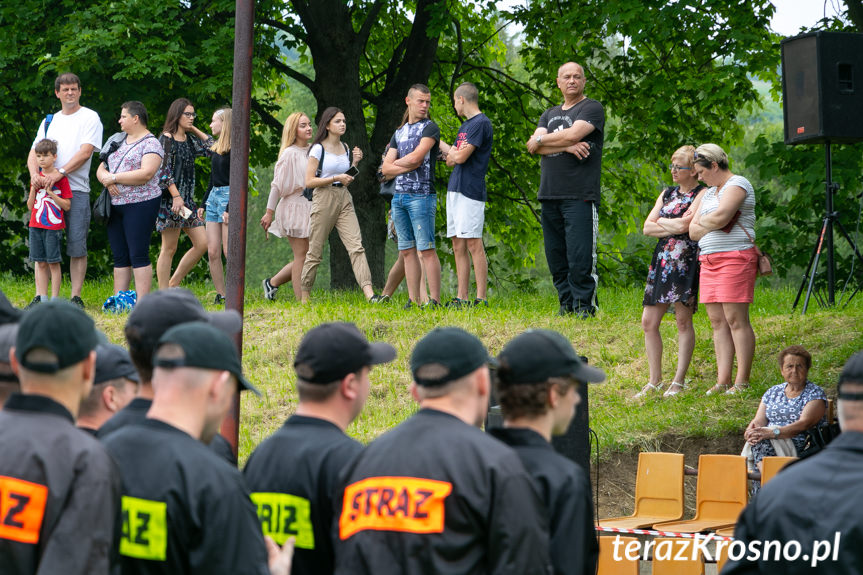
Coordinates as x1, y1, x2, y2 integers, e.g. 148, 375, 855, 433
220, 0, 255, 458
825, 141, 836, 306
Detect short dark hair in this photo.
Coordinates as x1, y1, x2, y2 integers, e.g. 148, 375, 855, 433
495, 376, 578, 420
408, 83, 431, 96
79, 377, 133, 418
296, 379, 341, 403
779, 345, 812, 370
54, 73, 81, 91
34, 139, 58, 156
124, 325, 153, 384
455, 82, 479, 103
122, 101, 149, 128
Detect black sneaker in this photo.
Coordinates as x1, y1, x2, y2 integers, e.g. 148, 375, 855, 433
574, 307, 596, 319
369, 294, 390, 304
422, 299, 441, 310
262, 278, 278, 301
472, 298, 489, 307
403, 299, 416, 310
446, 297, 470, 309
70, 295, 85, 309
214, 294, 226, 305
25, 296, 42, 310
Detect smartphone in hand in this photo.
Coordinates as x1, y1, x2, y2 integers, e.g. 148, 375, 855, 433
345, 165, 359, 178
179, 206, 193, 220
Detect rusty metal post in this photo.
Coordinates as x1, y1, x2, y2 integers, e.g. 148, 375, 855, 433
220, 0, 255, 458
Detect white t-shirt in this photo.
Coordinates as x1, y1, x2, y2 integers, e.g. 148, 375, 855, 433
309, 143, 350, 179
697, 174, 756, 255
33, 107, 103, 193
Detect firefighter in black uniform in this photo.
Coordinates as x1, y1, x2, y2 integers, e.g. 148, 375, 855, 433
489, 329, 604, 575
0, 301, 120, 575
77, 343, 138, 435
724, 351, 863, 574
103, 322, 294, 575
334, 326, 552, 574
244, 322, 396, 574
97, 288, 240, 465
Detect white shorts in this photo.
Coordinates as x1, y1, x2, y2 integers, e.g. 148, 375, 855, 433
446, 191, 485, 238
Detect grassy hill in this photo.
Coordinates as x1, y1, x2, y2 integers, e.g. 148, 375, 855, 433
2, 277, 860, 464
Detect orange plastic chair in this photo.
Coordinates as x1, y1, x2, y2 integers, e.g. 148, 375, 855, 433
651, 537, 705, 574
716, 539, 731, 573
597, 535, 639, 575
653, 454, 748, 533
715, 526, 735, 538
760, 456, 797, 485
599, 452, 685, 529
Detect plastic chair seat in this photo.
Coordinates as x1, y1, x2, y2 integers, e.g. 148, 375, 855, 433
599, 452, 685, 530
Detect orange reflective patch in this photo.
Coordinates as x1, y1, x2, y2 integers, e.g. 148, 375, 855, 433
0, 476, 48, 544
339, 476, 452, 540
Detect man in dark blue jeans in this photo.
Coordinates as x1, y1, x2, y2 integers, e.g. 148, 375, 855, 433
527, 61, 604, 317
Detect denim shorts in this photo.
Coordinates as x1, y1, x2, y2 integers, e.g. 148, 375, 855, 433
29, 227, 63, 263
205, 186, 230, 223
391, 193, 437, 250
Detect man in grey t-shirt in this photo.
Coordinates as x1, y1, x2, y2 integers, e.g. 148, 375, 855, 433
526, 62, 604, 318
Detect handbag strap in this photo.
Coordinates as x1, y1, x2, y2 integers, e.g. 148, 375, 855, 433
109, 134, 155, 174
736, 221, 763, 256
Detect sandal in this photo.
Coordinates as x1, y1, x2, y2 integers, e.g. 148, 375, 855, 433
726, 382, 750, 395
634, 382, 664, 399
705, 383, 731, 396
663, 382, 685, 397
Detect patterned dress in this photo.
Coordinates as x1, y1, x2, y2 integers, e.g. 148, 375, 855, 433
642, 185, 703, 308
156, 133, 213, 231
751, 381, 827, 464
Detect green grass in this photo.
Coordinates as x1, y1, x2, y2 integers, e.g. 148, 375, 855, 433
2, 274, 861, 465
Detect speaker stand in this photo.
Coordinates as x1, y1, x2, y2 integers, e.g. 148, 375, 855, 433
793, 142, 863, 313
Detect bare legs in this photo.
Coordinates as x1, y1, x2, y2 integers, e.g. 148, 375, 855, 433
158, 226, 208, 289
403, 248, 441, 303
383, 251, 428, 304
705, 302, 755, 391
69, 256, 86, 298
205, 222, 227, 296
640, 302, 695, 395
285, 236, 309, 301
113, 266, 153, 297
452, 237, 488, 301
34, 262, 60, 298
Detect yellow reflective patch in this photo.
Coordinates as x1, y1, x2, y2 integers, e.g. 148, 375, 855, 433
119, 496, 167, 561
250, 492, 315, 549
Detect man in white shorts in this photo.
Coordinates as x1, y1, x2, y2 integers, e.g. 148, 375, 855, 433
442, 82, 494, 307
28, 72, 103, 308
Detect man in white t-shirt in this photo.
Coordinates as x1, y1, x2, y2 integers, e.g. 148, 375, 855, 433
27, 72, 103, 308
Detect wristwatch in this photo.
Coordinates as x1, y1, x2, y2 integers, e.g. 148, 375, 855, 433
58, 168, 67, 176
772, 427, 780, 437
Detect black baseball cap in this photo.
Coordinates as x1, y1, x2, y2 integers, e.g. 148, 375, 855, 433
294, 322, 396, 384
838, 351, 863, 400
15, 300, 99, 373
94, 343, 140, 385
496, 329, 606, 386
125, 289, 241, 354
0, 289, 21, 326
154, 322, 260, 396
410, 327, 494, 387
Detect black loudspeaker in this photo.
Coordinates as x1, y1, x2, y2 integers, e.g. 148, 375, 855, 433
781, 31, 863, 145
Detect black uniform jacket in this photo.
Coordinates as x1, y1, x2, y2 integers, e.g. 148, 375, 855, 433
102, 418, 269, 575
724, 431, 863, 574
0, 393, 121, 575
333, 408, 552, 574
97, 397, 237, 465
489, 427, 598, 575
244, 414, 363, 575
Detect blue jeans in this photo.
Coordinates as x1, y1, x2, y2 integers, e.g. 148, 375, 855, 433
29, 227, 63, 263
391, 193, 437, 251
540, 199, 598, 313
205, 186, 230, 223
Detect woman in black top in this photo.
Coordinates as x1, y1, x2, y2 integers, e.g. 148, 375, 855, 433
156, 98, 214, 290
198, 108, 232, 304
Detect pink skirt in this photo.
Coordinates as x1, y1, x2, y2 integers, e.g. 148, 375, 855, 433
698, 248, 758, 303
270, 193, 311, 239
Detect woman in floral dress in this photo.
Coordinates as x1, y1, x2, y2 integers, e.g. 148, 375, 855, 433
635, 145, 705, 398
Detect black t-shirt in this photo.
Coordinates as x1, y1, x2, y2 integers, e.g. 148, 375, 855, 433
98, 397, 237, 466
537, 98, 605, 203
447, 113, 494, 202
489, 427, 598, 575
103, 418, 269, 575
243, 415, 363, 575
333, 408, 551, 574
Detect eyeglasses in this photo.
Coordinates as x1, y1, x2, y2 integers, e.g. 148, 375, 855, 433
182, 112, 197, 119
669, 165, 691, 171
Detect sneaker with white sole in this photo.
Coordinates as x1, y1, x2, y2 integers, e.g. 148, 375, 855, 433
262, 278, 278, 301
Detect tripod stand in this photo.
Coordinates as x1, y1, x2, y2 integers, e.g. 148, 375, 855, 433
793, 142, 863, 314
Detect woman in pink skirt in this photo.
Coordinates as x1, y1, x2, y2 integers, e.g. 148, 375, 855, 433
689, 143, 757, 396
260, 112, 313, 301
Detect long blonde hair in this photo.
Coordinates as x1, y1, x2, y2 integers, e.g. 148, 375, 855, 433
279, 112, 308, 156
210, 108, 232, 155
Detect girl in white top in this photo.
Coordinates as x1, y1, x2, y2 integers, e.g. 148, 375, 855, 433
299, 107, 376, 302
260, 112, 313, 302
689, 143, 757, 396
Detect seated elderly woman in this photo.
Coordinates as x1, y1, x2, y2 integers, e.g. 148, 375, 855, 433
744, 345, 827, 471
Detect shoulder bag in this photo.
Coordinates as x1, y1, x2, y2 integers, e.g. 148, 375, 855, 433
737, 222, 773, 276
